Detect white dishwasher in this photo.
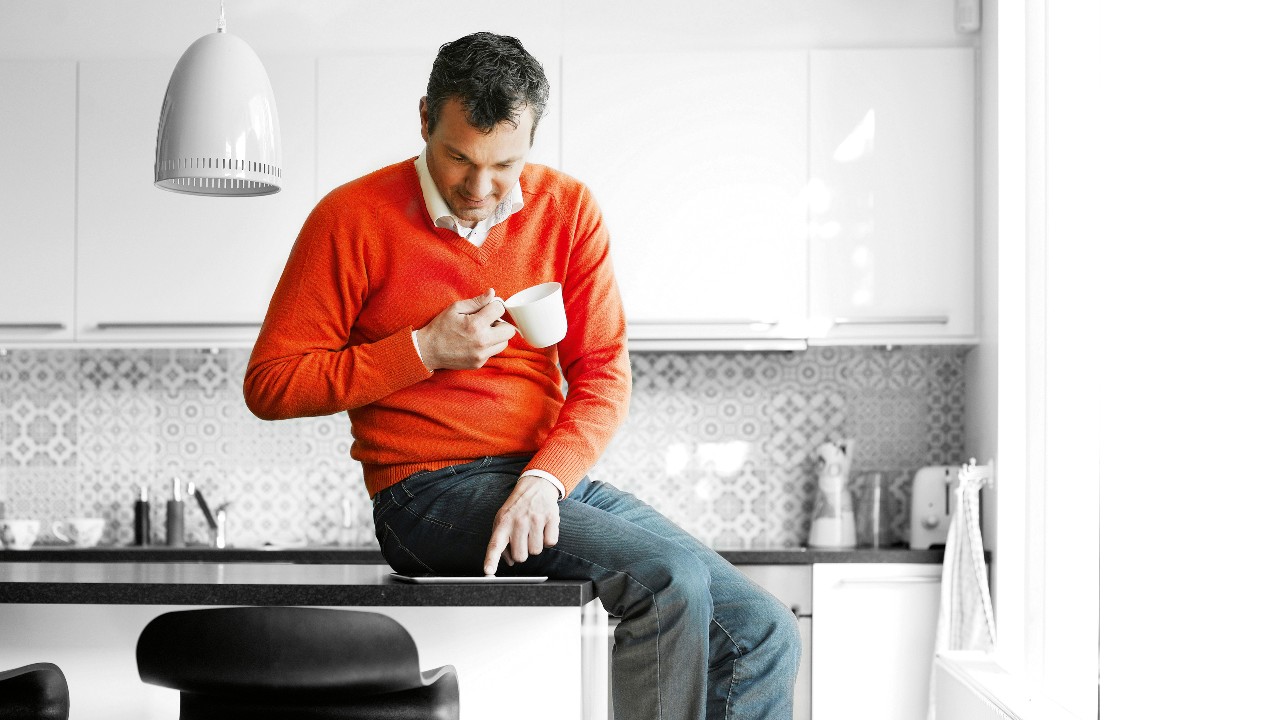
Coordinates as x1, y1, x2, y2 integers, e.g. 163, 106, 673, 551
811, 563, 942, 720
606, 563, 813, 720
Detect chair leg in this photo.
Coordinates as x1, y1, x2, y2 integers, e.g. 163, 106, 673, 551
418, 665, 460, 720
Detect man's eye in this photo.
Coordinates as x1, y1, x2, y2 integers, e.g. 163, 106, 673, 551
498, 163, 513, 170
452, 156, 467, 163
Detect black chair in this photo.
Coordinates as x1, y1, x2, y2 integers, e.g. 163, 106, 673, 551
0, 663, 70, 720
136, 606, 459, 720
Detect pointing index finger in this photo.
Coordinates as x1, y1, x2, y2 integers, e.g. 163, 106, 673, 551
484, 522, 511, 576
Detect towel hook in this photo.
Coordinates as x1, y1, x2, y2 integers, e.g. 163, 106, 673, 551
959, 457, 995, 488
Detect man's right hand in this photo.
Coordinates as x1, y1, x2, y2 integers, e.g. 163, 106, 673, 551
414, 289, 517, 371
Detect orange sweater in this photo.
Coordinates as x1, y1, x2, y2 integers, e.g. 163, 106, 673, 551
243, 159, 631, 497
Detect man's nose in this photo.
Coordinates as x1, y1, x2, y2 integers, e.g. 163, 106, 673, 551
465, 169, 493, 199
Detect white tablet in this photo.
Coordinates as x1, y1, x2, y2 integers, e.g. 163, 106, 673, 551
389, 573, 549, 584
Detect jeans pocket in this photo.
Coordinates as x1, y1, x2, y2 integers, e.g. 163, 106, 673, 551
377, 521, 435, 575
375, 487, 488, 575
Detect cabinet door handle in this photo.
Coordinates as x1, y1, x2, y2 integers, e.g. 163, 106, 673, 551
833, 315, 950, 326
833, 576, 940, 585
95, 322, 262, 330
0, 323, 67, 330
629, 319, 779, 327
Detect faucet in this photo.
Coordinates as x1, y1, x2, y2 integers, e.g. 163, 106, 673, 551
214, 503, 231, 549
186, 482, 223, 548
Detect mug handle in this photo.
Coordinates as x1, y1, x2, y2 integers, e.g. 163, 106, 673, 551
489, 297, 522, 336
51, 520, 69, 543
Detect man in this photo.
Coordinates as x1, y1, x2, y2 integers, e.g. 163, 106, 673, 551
244, 31, 799, 719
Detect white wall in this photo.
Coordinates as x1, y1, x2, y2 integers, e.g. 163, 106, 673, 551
0, 0, 972, 60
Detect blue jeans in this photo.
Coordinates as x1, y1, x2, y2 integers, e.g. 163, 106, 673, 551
371, 455, 801, 720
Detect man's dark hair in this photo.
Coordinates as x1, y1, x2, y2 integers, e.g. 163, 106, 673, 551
425, 32, 550, 143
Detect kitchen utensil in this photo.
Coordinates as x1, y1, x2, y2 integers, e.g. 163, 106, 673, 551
909, 465, 959, 549
807, 439, 857, 548
166, 478, 185, 547
134, 484, 152, 546
191, 485, 218, 533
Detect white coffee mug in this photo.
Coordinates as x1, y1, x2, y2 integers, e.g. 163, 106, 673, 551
52, 517, 105, 548
1, 519, 41, 550
498, 282, 568, 349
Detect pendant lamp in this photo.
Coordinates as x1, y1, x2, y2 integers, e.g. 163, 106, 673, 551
154, 4, 282, 196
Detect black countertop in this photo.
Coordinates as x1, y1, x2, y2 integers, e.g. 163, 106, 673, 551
0, 546, 960, 607
720, 547, 947, 564
0, 545, 948, 565
0, 562, 594, 607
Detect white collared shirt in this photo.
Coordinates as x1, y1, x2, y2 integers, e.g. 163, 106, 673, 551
414, 147, 524, 247
411, 149, 565, 501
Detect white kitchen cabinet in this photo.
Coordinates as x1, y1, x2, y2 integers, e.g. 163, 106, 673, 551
74, 57, 316, 345
562, 51, 809, 345
811, 563, 941, 720
808, 49, 976, 344
0, 600, 606, 720
317, 55, 434, 196
0, 61, 77, 343
316, 54, 561, 197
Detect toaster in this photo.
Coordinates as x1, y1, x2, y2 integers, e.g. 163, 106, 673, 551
909, 465, 959, 550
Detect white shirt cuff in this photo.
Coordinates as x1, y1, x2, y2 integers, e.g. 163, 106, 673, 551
520, 469, 566, 501
410, 329, 430, 371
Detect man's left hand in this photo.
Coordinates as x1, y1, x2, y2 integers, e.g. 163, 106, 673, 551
484, 475, 560, 576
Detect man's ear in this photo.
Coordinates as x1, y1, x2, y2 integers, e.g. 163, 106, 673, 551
419, 96, 431, 141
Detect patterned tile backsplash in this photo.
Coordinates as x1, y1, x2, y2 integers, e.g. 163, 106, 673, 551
0, 345, 968, 550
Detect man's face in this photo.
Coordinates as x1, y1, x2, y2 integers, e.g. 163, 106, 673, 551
421, 96, 533, 227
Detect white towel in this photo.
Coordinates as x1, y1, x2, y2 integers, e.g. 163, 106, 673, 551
928, 462, 995, 720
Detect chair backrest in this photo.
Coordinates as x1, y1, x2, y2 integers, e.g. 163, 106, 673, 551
136, 606, 423, 697
0, 662, 70, 720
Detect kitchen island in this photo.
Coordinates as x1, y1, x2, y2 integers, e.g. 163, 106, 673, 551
0, 561, 607, 720
0, 544, 950, 564
0, 561, 594, 605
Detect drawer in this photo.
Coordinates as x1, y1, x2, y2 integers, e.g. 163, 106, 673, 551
735, 563, 813, 616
